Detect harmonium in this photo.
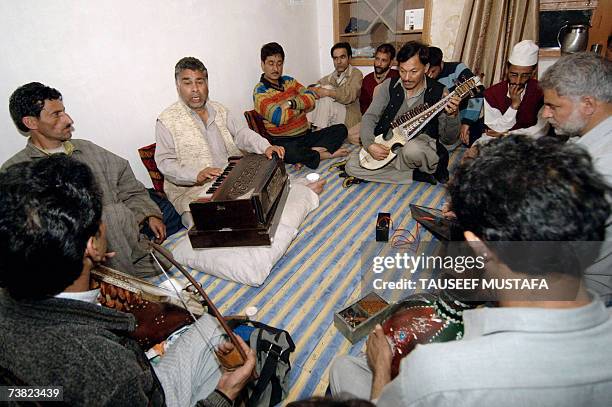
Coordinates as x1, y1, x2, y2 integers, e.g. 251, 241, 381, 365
188, 154, 289, 248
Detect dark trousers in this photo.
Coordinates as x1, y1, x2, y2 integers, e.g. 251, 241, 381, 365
272, 124, 347, 169
141, 189, 184, 239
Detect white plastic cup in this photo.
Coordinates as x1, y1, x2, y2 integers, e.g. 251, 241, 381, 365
245, 306, 258, 319
306, 173, 320, 182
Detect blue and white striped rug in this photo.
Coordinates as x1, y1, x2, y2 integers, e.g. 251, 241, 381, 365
157, 145, 464, 401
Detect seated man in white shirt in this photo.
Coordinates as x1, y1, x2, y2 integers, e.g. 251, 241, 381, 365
481, 40, 548, 142
330, 135, 612, 406
155, 57, 295, 228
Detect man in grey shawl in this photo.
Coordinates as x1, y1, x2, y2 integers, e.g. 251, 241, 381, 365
2, 82, 166, 278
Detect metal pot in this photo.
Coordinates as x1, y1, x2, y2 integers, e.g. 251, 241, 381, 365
557, 23, 589, 54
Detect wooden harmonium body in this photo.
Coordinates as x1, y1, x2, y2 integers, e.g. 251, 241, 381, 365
188, 154, 288, 248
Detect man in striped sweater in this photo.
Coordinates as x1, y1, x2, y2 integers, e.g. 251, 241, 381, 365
253, 42, 348, 169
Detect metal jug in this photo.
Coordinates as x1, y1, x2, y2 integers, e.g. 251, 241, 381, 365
557, 24, 589, 54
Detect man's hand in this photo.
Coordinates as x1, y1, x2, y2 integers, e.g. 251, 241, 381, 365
196, 167, 223, 185
265, 145, 285, 160
215, 336, 257, 401
441, 202, 457, 219
459, 124, 470, 145
444, 95, 461, 116
315, 87, 332, 99
147, 217, 166, 244
509, 83, 524, 109
281, 100, 292, 110
367, 143, 390, 161
307, 85, 322, 99
366, 324, 393, 400
484, 128, 507, 138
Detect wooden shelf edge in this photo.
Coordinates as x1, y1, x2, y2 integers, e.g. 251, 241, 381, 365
339, 32, 369, 37
396, 29, 423, 35
351, 57, 375, 66
539, 48, 561, 57
340, 29, 423, 38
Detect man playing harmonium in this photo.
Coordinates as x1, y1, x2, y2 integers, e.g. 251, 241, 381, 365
155, 57, 286, 228
0, 155, 256, 406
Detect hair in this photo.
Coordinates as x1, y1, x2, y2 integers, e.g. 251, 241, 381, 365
428, 46, 443, 67
539, 52, 612, 103
261, 42, 285, 62
376, 43, 396, 61
174, 57, 207, 80
607, 35, 612, 47
396, 41, 429, 65
0, 155, 102, 300
286, 397, 374, 407
449, 136, 610, 276
449, 135, 610, 242
9, 82, 62, 133
331, 42, 352, 58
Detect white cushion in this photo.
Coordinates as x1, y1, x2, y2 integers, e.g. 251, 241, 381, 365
171, 181, 318, 286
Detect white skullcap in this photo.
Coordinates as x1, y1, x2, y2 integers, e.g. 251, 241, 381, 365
508, 40, 539, 66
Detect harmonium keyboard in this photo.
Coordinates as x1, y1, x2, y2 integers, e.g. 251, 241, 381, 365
188, 154, 289, 248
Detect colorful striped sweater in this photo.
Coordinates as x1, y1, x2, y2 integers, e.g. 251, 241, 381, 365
436, 62, 483, 125
253, 74, 316, 138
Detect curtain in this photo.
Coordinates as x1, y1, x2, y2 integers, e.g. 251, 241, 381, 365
451, 0, 539, 87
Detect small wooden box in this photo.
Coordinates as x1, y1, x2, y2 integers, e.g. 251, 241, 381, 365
334, 292, 398, 344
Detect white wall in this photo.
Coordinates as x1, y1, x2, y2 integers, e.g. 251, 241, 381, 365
316, 0, 335, 76
0, 0, 325, 185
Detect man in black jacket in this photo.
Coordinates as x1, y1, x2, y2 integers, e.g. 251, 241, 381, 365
0, 155, 255, 406
345, 41, 460, 185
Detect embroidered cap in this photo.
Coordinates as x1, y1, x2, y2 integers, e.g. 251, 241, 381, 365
508, 40, 539, 66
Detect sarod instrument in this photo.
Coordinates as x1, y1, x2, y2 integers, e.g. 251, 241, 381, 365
359, 76, 482, 170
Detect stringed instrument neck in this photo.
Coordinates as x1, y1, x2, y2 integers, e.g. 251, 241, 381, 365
148, 242, 247, 369
358, 76, 483, 170
392, 76, 481, 133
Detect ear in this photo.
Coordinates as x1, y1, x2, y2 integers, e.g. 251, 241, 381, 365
22, 116, 38, 131
580, 96, 596, 116
260, 61, 266, 72
84, 223, 106, 264
84, 235, 102, 264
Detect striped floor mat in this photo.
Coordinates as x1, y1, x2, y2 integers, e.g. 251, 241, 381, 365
157, 145, 465, 402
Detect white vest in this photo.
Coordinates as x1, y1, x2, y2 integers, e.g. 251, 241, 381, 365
158, 100, 241, 213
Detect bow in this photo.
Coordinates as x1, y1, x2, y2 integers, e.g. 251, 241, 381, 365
148, 241, 246, 369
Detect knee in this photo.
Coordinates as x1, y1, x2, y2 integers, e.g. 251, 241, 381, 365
400, 143, 421, 161
344, 153, 361, 176
329, 355, 350, 395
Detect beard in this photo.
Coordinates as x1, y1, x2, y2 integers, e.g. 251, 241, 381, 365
549, 109, 587, 136
374, 65, 389, 75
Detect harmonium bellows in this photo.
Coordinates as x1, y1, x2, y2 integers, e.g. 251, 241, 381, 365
188, 154, 288, 248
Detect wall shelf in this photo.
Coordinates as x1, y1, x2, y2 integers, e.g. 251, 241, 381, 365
333, 0, 431, 65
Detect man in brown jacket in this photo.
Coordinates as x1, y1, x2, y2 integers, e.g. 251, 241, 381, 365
2, 82, 166, 278
308, 42, 363, 131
